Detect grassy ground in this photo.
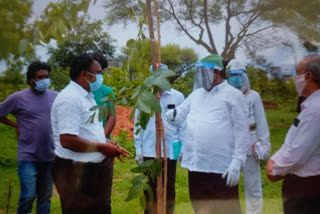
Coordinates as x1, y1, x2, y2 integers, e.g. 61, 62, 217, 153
0, 96, 298, 214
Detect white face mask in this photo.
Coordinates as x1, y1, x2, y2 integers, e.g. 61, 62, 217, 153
293, 73, 306, 96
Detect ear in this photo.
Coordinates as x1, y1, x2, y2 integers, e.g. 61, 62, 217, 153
305, 72, 313, 82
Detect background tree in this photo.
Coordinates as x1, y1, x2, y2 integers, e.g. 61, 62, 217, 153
104, 0, 320, 64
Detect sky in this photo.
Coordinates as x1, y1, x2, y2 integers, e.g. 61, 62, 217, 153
0, 0, 310, 74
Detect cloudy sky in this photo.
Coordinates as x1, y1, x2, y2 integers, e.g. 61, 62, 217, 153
0, 0, 308, 74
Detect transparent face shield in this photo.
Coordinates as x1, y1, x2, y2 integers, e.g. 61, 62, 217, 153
193, 66, 215, 91
228, 70, 251, 94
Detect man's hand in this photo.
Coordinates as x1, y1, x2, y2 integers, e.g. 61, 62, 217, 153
166, 109, 176, 122
266, 159, 283, 182
107, 140, 130, 162
135, 154, 144, 165
222, 159, 242, 187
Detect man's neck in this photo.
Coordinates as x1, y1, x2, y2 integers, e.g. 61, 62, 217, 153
30, 87, 45, 95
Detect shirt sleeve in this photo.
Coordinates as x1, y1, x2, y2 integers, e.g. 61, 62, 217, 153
55, 96, 82, 136
271, 111, 320, 176
175, 93, 191, 125
176, 92, 186, 143
253, 92, 271, 158
231, 92, 250, 164
134, 109, 143, 155
0, 93, 18, 117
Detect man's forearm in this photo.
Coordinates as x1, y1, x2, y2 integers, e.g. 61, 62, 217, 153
104, 115, 116, 138
60, 134, 103, 153
0, 116, 18, 129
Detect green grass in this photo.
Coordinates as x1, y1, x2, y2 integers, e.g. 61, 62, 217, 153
0, 97, 298, 214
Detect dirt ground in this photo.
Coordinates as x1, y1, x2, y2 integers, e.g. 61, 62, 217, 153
112, 106, 134, 139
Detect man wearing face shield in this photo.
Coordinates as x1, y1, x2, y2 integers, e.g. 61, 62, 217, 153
228, 61, 271, 214
166, 54, 249, 214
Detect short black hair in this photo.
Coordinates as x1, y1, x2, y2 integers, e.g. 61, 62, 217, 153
70, 53, 95, 81
91, 52, 108, 70
26, 61, 51, 82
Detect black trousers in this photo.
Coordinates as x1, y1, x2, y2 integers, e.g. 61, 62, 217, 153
188, 171, 242, 214
143, 157, 177, 214
52, 157, 113, 214
282, 174, 320, 214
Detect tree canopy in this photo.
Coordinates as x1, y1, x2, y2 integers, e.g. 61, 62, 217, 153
103, 0, 320, 63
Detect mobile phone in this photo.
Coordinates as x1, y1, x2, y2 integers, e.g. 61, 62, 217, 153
167, 104, 175, 109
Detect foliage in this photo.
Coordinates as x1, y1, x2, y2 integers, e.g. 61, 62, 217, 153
171, 69, 195, 97
104, 0, 320, 63
126, 158, 162, 209
48, 17, 116, 69
0, 0, 33, 59
49, 65, 70, 91
121, 40, 198, 81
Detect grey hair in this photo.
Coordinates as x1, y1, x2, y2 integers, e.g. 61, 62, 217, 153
306, 60, 320, 86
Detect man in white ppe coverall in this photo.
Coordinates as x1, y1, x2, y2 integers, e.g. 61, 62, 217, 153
228, 61, 271, 214
166, 55, 250, 214
134, 63, 185, 214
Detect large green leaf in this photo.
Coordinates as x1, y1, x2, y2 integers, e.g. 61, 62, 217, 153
138, 92, 161, 113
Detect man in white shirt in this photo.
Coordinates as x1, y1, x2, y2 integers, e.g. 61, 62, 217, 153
134, 63, 185, 214
166, 55, 249, 214
266, 56, 320, 214
51, 53, 129, 214
228, 61, 271, 214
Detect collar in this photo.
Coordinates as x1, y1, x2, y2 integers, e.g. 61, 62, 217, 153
162, 89, 173, 96
301, 89, 320, 111
69, 80, 92, 97
211, 80, 227, 92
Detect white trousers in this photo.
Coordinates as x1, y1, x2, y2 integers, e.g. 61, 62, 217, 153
242, 155, 263, 214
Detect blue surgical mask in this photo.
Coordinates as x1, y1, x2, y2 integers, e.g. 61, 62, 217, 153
34, 78, 51, 91
229, 76, 243, 88
87, 73, 103, 91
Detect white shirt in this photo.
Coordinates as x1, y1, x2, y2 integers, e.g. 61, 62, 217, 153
271, 89, 320, 177
134, 89, 185, 159
51, 81, 106, 163
246, 90, 270, 159
174, 81, 250, 173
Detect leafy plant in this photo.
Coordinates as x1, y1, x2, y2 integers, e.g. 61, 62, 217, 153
126, 158, 162, 209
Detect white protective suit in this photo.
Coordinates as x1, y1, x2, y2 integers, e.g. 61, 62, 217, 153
244, 90, 270, 214
229, 61, 271, 214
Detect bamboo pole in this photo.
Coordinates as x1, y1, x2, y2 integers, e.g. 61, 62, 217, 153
145, 0, 163, 213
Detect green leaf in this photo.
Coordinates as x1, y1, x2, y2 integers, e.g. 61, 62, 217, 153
109, 102, 116, 117
131, 175, 146, 184
135, 128, 141, 135
121, 97, 128, 105
131, 86, 141, 99
130, 107, 136, 121
144, 183, 154, 203
138, 92, 161, 113
19, 39, 29, 55
126, 182, 144, 201
101, 97, 109, 102
154, 77, 171, 91
139, 192, 146, 210
89, 105, 99, 111
119, 86, 127, 94
139, 159, 154, 168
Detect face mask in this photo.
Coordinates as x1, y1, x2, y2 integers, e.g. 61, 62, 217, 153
87, 72, 103, 91
34, 78, 51, 92
229, 75, 243, 89
293, 73, 307, 96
